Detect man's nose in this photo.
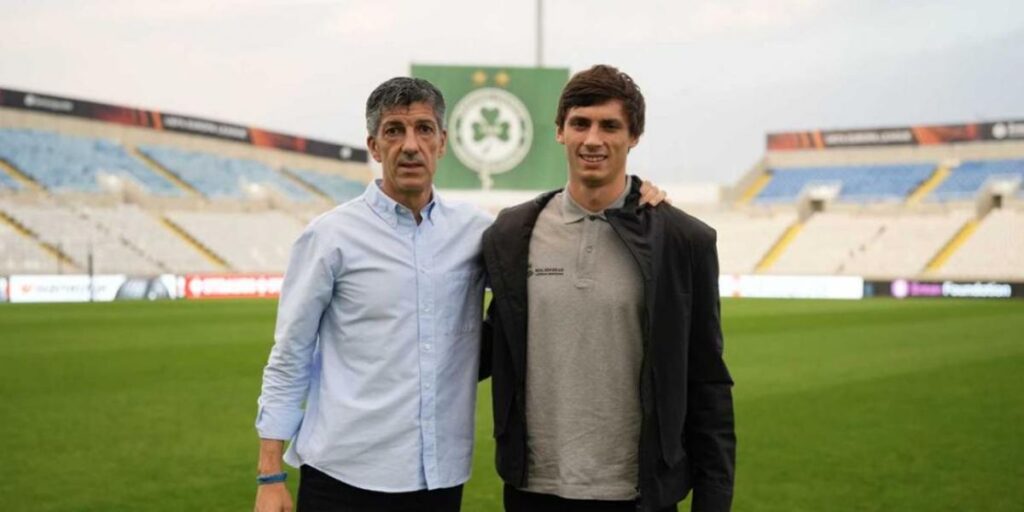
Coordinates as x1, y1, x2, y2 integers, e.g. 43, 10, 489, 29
401, 131, 419, 153
584, 126, 602, 147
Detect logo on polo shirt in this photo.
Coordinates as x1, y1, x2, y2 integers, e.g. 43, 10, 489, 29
527, 262, 564, 277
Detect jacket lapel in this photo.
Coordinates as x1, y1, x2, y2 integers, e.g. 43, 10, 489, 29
489, 192, 557, 389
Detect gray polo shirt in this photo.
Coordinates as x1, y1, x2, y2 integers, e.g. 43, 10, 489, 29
524, 184, 645, 500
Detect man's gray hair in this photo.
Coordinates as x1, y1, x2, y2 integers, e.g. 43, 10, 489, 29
365, 77, 446, 136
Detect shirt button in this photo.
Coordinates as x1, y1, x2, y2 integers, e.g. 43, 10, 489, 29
423, 344, 432, 351
425, 382, 432, 389
424, 305, 431, 312
586, 246, 594, 253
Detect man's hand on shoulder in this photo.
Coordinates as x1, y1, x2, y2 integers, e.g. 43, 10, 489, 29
639, 179, 670, 207
254, 482, 293, 512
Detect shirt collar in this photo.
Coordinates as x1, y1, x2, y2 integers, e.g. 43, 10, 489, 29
560, 175, 631, 224
363, 179, 440, 229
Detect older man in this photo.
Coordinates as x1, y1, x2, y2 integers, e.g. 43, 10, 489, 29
254, 77, 490, 512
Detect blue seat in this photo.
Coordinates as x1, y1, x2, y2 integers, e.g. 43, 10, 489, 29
286, 168, 366, 204
138, 145, 313, 201
0, 167, 20, 190
755, 164, 935, 204
0, 129, 182, 195
929, 159, 1024, 201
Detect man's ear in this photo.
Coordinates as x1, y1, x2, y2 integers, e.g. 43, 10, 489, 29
628, 135, 639, 150
438, 129, 447, 158
555, 125, 565, 145
367, 135, 382, 163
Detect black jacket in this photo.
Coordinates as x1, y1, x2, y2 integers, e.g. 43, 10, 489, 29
481, 176, 735, 512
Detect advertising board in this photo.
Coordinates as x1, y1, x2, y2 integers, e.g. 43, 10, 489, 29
183, 274, 283, 300
719, 275, 865, 300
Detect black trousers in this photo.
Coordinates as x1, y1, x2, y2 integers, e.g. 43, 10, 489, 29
503, 484, 678, 512
297, 465, 463, 512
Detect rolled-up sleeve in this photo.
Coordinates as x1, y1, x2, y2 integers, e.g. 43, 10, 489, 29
256, 227, 337, 440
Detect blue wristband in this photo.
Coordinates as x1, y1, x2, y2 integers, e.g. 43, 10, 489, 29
257, 472, 288, 485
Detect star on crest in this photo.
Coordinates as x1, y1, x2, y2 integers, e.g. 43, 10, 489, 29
495, 71, 510, 87
472, 70, 487, 87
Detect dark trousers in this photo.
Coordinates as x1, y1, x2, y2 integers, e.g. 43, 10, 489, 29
298, 465, 463, 512
503, 484, 677, 512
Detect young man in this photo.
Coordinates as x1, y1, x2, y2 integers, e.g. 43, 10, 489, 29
482, 65, 736, 512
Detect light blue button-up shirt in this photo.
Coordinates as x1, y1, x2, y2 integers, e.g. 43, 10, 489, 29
256, 180, 492, 492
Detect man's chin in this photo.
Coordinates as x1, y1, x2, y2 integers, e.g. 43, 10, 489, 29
573, 169, 616, 188
395, 179, 430, 195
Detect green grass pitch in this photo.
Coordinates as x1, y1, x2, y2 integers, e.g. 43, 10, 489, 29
1, 298, 1022, 511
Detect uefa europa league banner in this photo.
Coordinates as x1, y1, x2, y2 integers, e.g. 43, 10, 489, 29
412, 65, 569, 190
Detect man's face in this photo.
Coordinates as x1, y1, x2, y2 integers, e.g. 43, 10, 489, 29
367, 101, 446, 197
556, 99, 638, 187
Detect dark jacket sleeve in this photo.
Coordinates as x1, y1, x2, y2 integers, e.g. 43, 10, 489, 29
685, 230, 736, 512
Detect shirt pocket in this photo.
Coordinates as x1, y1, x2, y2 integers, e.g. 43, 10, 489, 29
442, 270, 484, 335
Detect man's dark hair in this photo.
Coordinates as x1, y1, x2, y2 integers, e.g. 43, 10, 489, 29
365, 77, 446, 136
555, 64, 645, 137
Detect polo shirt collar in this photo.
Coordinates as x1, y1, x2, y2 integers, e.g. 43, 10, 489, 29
560, 175, 631, 224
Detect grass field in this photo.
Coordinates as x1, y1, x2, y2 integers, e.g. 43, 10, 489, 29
2, 298, 1022, 511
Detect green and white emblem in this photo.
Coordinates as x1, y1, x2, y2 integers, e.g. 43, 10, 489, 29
448, 87, 533, 190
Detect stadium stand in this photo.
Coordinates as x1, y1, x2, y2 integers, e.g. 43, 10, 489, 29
3, 85, 1021, 287
163, 210, 306, 271
285, 167, 366, 204
0, 217, 63, 273
0, 129, 182, 195
754, 164, 935, 204
929, 159, 1024, 201
765, 212, 895, 275
1, 203, 163, 274
80, 205, 221, 273
695, 211, 796, 274
935, 209, 1024, 280
137, 145, 314, 202
837, 210, 973, 278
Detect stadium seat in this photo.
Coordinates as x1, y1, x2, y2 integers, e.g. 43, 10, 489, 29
929, 159, 1024, 201
838, 211, 973, 278
765, 212, 889, 275
81, 205, 222, 274
0, 219, 61, 273
138, 145, 314, 202
164, 210, 306, 271
286, 167, 366, 204
936, 209, 1024, 280
0, 169, 21, 190
755, 164, 935, 204
0, 129, 182, 195
698, 211, 797, 274
2, 203, 164, 274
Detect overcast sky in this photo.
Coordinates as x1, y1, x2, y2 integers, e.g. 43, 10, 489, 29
1, 0, 1022, 185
